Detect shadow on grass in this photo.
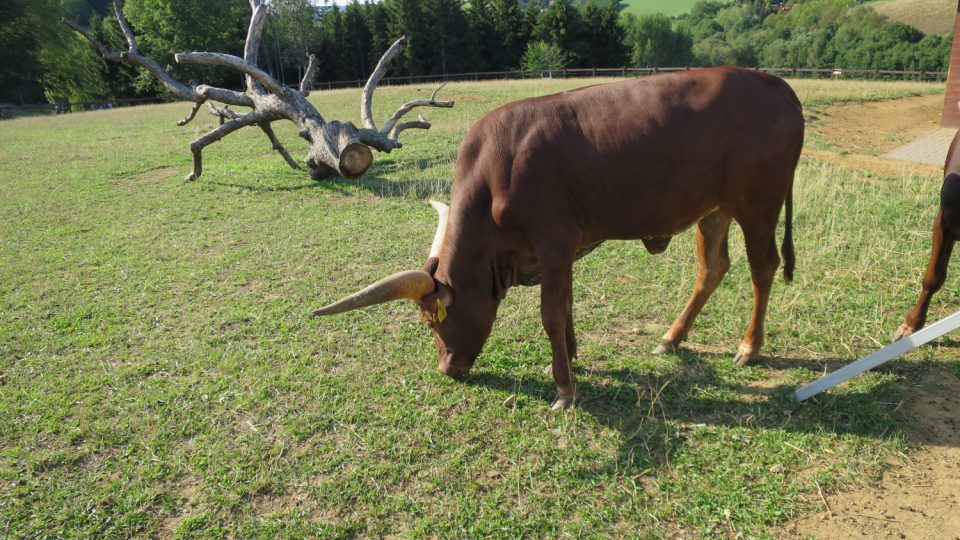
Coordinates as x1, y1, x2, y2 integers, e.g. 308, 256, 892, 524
463, 346, 927, 478
204, 154, 455, 198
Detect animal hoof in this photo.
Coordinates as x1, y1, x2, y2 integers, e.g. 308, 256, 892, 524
543, 364, 553, 375
551, 395, 575, 410
652, 341, 676, 355
732, 349, 757, 366
891, 324, 914, 342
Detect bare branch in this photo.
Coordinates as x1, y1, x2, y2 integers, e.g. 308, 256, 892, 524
259, 123, 303, 171
380, 84, 454, 138
361, 36, 406, 130
243, 2, 269, 92
112, 0, 139, 53
393, 115, 432, 140
207, 103, 242, 122
178, 102, 204, 126
195, 86, 254, 108
175, 52, 289, 98
65, 18, 195, 100
61, 18, 121, 61
186, 111, 276, 181
300, 54, 318, 96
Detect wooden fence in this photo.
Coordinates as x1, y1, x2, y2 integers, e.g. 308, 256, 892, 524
1, 66, 947, 120
310, 66, 948, 90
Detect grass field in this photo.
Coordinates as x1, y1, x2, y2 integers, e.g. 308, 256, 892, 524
0, 76, 954, 537
868, 0, 955, 35
620, 0, 701, 17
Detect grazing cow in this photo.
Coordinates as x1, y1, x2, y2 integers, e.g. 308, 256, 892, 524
315, 67, 805, 409
893, 128, 960, 341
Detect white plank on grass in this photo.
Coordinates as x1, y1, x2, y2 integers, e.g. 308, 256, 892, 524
795, 311, 960, 402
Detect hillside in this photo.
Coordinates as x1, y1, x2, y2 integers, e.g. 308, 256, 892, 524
619, 0, 700, 17
869, 0, 955, 35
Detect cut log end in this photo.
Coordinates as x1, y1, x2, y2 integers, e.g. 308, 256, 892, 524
339, 143, 373, 179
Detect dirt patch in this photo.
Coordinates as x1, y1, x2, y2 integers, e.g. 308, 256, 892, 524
159, 477, 203, 537
805, 94, 944, 178
776, 369, 960, 539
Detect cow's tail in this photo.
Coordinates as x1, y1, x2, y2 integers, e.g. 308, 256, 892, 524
781, 189, 794, 282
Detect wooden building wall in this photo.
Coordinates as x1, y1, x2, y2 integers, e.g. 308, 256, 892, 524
942, 1, 960, 127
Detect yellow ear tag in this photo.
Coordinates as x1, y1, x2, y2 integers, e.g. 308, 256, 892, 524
436, 302, 447, 323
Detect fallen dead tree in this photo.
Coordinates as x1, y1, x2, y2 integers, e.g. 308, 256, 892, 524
63, 0, 453, 181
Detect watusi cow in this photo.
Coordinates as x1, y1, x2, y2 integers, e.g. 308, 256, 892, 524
893, 127, 960, 341
315, 67, 805, 409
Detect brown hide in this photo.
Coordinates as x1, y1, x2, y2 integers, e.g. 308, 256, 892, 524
428, 67, 804, 404
895, 129, 960, 340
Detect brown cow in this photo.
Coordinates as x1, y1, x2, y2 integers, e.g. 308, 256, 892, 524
893, 128, 960, 341
315, 67, 805, 409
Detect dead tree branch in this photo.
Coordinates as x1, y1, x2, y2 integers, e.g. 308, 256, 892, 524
64, 2, 453, 180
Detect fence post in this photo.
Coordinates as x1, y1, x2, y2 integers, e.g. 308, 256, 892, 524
591, 67, 596, 77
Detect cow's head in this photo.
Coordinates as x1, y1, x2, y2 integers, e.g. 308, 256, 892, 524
314, 201, 499, 376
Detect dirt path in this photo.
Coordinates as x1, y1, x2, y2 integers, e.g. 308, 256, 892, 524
804, 94, 944, 178
776, 370, 960, 539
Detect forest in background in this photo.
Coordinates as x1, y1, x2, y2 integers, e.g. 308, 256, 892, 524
0, 0, 952, 105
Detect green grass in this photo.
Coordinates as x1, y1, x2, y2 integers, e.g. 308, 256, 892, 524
619, 0, 701, 17
867, 0, 955, 35
0, 76, 953, 537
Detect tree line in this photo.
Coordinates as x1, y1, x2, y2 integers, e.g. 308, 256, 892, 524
0, 0, 952, 105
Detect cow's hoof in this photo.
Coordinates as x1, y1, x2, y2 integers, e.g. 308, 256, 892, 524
732, 346, 758, 366
543, 364, 553, 375
652, 341, 676, 355
891, 324, 914, 342
551, 394, 576, 410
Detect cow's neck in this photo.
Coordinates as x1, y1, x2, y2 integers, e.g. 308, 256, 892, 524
436, 196, 495, 293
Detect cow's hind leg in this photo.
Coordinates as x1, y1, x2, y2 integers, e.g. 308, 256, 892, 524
733, 217, 782, 366
894, 208, 956, 341
654, 211, 733, 354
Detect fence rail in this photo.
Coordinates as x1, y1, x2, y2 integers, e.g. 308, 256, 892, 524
1, 66, 947, 119
310, 66, 948, 90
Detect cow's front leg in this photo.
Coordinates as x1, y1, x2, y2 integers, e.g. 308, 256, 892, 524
537, 244, 577, 410
894, 209, 955, 341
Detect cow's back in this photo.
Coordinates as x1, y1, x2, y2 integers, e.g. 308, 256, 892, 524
456, 68, 804, 242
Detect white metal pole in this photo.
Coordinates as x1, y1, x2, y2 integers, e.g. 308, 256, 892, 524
795, 311, 960, 401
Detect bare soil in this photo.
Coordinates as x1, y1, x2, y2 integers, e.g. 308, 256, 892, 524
804, 94, 944, 178
776, 370, 960, 540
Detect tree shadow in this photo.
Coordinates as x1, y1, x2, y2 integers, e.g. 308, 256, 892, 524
462, 346, 937, 480
204, 152, 457, 199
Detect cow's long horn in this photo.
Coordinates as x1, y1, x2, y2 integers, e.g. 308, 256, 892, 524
428, 200, 449, 259
313, 270, 435, 316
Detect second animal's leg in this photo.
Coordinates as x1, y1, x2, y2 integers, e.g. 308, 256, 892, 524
734, 222, 781, 366
654, 211, 733, 354
536, 240, 578, 410
894, 209, 955, 341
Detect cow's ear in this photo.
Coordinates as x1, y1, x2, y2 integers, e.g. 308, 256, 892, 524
436, 281, 454, 308
420, 282, 453, 323
423, 257, 440, 276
